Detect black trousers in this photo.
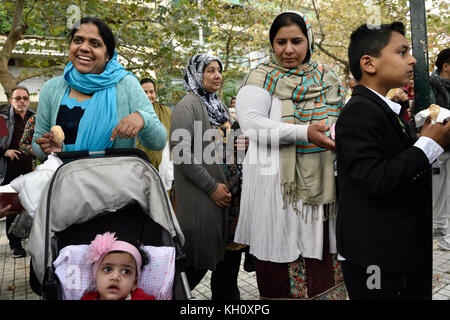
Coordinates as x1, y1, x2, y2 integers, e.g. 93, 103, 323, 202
3, 169, 28, 251
342, 260, 429, 300
6, 214, 22, 250
186, 249, 243, 300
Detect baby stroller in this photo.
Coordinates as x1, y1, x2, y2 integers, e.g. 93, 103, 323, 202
27, 148, 191, 300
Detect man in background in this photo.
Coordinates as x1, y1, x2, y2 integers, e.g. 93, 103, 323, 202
137, 78, 173, 192
1, 86, 34, 258
431, 48, 450, 250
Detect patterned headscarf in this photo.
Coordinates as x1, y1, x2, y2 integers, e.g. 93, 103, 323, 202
282, 11, 315, 57
240, 12, 347, 218
183, 53, 229, 126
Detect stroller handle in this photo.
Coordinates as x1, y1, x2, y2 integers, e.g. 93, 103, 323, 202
55, 148, 150, 163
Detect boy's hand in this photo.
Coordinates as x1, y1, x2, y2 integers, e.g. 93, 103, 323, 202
419, 117, 450, 148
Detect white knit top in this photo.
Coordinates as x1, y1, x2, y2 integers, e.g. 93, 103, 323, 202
234, 85, 337, 263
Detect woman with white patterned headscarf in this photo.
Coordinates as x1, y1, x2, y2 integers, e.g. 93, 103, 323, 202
170, 53, 244, 299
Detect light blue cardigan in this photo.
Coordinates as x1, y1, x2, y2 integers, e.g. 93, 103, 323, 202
32, 74, 167, 160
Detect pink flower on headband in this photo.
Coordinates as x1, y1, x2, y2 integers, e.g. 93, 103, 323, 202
86, 232, 117, 264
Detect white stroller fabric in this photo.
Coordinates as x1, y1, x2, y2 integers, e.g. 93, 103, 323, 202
28, 154, 184, 285
54, 244, 176, 300
10, 155, 63, 218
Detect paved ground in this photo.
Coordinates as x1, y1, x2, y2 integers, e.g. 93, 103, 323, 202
0, 218, 449, 300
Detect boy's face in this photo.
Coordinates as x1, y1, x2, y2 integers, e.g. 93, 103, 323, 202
372, 31, 416, 90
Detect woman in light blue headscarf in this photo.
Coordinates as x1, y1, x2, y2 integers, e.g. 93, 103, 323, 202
33, 17, 166, 159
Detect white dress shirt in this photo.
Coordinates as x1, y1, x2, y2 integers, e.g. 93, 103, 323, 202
367, 87, 444, 164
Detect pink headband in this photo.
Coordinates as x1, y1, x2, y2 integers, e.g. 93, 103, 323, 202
86, 232, 142, 282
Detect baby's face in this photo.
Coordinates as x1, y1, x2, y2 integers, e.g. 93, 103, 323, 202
96, 252, 137, 300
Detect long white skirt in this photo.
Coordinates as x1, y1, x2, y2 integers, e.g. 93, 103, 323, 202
234, 141, 337, 263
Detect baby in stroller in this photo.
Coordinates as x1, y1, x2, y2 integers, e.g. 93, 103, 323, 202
27, 149, 190, 300
81, 232, 154, 300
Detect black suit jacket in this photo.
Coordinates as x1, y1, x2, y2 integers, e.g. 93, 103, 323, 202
336, 85, 431, 273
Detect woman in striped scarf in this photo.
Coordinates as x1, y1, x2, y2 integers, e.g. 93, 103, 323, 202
234, 12, 348, 300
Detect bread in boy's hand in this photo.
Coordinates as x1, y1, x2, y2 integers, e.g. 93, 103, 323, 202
386, 88, 402, 100
50, 125, 65, 144
429, 104, 441, 121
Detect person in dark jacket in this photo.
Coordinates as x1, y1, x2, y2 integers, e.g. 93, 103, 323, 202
2, 86, 34, 258
336, 23, 450, 299
430, 48, 450, 250
170, 53, 240, 299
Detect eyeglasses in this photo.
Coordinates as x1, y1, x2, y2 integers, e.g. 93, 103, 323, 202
12, 96, 29, 101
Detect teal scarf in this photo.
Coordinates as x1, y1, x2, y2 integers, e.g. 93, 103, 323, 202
63, 51, 131, 152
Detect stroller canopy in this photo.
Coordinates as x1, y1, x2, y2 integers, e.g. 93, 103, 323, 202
29, 153, 184, 285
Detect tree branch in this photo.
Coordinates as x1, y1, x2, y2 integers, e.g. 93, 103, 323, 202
16, 64, 65, 83
20, 35, 66, 42
23, 0, 37, 22
311, 0, 325, 44
1, 0, 26, 60
0, 0, 26, 88
311, 0, 348, 69
315, 42, 348, 68
116, 18, 155, 43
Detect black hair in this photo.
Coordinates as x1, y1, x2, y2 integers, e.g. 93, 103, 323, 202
69, 16, 115, 59
269, 12, 311, 63
435, 48, 450, 73
348, 22, 406, 81
11, 86, 30, 97
140, 78, 156, 88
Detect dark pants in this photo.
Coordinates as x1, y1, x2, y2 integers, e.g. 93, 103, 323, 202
342, 260, 429, 300
186, 249, 243, 300
3, 168, 29, 251
6, 214, 22, 250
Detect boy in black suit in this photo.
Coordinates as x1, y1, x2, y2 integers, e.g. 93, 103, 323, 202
336, 22, 450, 299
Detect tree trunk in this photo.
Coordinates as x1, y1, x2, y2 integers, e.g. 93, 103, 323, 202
0, 0, 26, 98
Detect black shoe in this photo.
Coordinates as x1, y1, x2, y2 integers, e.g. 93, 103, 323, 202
11, 247, 26, 258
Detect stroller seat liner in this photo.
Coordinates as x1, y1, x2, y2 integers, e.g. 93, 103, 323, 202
54, 244, 175, 300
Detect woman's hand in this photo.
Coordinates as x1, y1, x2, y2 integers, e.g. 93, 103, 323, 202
307, 123, 335, 151
35, 132, 62, 155
392, 90, 408, 103
110, 112, 144, 141
235, 134, 249, 151
210, 183, 231, 208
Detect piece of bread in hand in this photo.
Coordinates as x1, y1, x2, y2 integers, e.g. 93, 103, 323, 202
50, 125, 65, 144
386, 88, 401, 100
429, 104, 441, 121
